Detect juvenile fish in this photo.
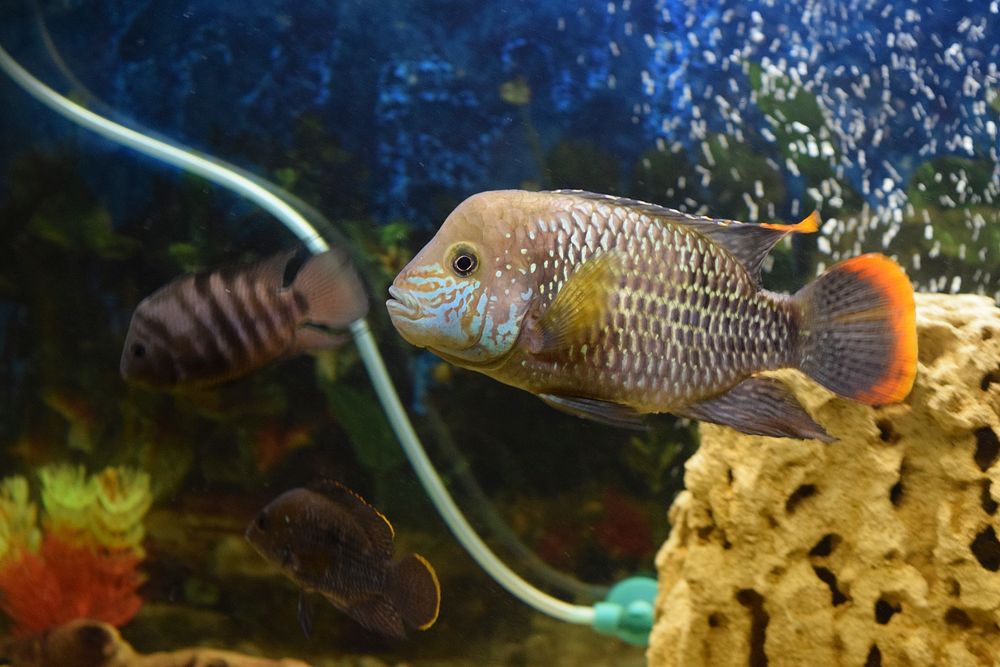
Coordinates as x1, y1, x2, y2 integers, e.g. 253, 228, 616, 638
386, 190, 917, 441
245, 481, 440, 640
121, 247, 368, 388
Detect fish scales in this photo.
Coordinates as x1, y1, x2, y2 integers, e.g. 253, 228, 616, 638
388, 190, 917, 440
501, 198, 794, 410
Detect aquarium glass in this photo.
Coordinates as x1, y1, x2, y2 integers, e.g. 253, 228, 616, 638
0, 0, 997, 665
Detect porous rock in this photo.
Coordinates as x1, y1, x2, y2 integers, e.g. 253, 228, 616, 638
649, 293, 1000, 667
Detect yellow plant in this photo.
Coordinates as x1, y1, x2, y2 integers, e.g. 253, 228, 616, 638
91, 467, 152, 553
0, 476, 41, 562
39, 464, 96, 537
38, 464, 151, 555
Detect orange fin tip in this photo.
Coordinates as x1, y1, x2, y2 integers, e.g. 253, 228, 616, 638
761, 210, 820, 233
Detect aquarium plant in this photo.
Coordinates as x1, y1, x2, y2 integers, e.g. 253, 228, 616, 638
0, 465, 151, 637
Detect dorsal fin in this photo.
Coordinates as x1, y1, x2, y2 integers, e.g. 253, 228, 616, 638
549, 190, 820, 284
679, 211, 819, 284
309, 479, 394, 556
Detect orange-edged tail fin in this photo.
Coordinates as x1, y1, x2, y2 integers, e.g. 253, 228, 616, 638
794, 253, 916, 405
761, 210, 821, 233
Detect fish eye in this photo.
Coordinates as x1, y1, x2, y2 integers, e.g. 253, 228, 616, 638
451, 247, 478, 277
131, 342, 146, 359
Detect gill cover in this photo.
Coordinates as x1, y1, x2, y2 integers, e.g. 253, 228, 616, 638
388, 250, 493, 362
386, 193, 537, 367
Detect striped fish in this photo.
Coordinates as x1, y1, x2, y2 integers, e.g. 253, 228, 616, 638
386, 190, 917, 441
121, 247, 368, 388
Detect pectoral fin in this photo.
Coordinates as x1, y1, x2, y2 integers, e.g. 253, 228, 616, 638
678, 376, 833, 442
539, 393, 647, 430
298, 591, 315, 638
533, 253, 623, 355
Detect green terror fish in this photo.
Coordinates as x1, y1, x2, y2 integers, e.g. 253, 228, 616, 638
245, 481, 440, 640
386, 190, 917, 441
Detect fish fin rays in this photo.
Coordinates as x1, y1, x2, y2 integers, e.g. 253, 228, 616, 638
794, 253, 916, 405
533, 252, 623, 355
680, 211, 820, 284
307, 479, 395, 555
345, 594, 408, 640
539, 393, 647, 430
679, 376, 834, 442
387, 553, 441, 632
293, 321, 351, 352
298, 591, 315, 638
549, 190, 819, 284
292, 247, 370, 330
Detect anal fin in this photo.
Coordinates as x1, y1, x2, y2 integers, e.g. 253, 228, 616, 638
344, 594, 407, 640
678, 376, 833, 442
293, 321, 351, 352
539, 393, 647, 430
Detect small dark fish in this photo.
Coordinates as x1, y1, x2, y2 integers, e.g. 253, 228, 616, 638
245, 481, 441, 640
387, 190, 917, 441
121, 247, 368, 388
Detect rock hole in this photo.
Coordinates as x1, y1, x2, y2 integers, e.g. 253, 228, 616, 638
983, 327, 994, 341
736, 589, 769, 667
876, 419, 900, 444
727, 468, 734, 485
708, 612, 727, 628
950, 578, 961, 596
864, 645, 882, 667
697, 525, 714, 540
889, 479, 904, 506
974, 427, 1000, 471
917, 328, 949, 365
812, 566, 848, 606
722, 535, 732, 550
981, 480, 998, 515
945, 607, 973, 628
809, 533, 840, 557
970, 526, 1000, 571
982, 368, 1000, 392
785, 484, 817, 514
874, 597, 901, 624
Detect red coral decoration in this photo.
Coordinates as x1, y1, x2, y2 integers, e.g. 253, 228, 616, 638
0, 533, 143, 637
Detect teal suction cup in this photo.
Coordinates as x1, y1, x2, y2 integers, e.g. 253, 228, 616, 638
592, 576, 658, 646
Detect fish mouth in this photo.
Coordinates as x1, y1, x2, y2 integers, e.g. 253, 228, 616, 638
386, 285, 420, 320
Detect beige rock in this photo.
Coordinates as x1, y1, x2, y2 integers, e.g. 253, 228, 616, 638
649, 293, 1000, 667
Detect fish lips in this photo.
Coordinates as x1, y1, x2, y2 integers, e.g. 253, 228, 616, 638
385, 285, 421, 321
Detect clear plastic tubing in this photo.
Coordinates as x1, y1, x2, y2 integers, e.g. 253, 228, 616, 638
0, 44, 595, 626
